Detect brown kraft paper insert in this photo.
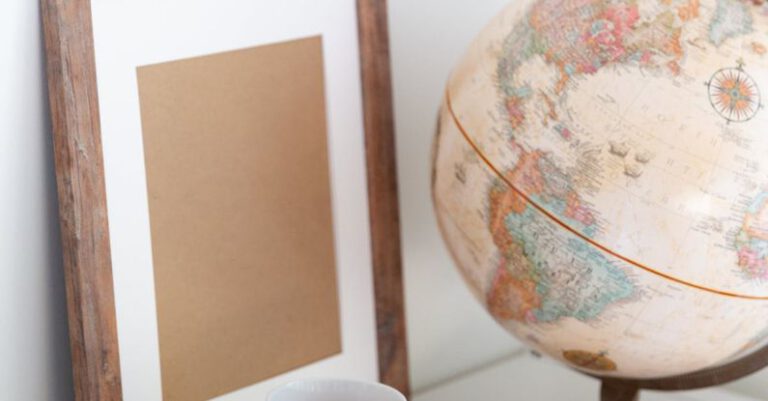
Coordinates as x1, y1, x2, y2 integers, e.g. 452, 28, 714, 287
136, 36, 341, 401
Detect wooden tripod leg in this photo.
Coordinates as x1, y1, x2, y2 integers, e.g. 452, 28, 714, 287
601, 380, 639, 401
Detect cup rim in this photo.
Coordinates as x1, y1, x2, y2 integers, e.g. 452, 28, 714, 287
266, 378, 407, 401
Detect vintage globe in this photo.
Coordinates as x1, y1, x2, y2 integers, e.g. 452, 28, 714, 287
432, 0, 768, 378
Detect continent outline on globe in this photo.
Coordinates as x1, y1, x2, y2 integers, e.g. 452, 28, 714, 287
432, 0, 768, 379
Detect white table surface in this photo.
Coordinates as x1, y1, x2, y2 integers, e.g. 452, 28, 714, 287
412, 352, 760, 401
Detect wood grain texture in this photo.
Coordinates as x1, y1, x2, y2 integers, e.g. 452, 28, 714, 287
40, 0, 122, 400
357, 0, 412, 396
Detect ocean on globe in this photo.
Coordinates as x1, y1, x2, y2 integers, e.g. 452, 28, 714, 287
431, 0, 768, 378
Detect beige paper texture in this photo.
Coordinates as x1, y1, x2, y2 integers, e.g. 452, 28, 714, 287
136, 36, 341, 401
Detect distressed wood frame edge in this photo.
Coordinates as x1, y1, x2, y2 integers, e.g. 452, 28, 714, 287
41, 0, 122, 400
357, 0, 411, 396
41, 0, 411, 399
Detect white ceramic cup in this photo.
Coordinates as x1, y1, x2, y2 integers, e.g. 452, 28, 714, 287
266, 379, 407, 401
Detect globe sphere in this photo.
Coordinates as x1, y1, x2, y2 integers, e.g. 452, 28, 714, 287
432, 0, 768, 378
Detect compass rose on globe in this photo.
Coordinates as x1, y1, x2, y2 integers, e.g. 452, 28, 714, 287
706, 59, 762, 123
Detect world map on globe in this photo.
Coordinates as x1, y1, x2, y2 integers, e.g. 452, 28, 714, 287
432, 0, 768, 378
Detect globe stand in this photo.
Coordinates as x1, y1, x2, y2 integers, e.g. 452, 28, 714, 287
590, 342, 768, 401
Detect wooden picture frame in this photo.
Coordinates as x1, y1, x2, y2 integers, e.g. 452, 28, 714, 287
41, 1, 409, 400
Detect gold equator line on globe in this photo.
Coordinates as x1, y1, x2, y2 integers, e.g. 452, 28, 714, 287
444, 88, 768, 301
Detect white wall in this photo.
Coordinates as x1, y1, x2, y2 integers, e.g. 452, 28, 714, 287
387, 0, 524, 392
0, 1, 74, 400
